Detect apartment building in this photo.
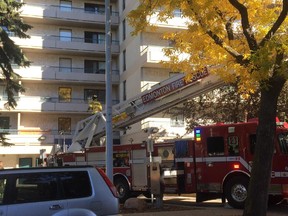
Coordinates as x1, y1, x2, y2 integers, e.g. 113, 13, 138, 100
0, 0, 190, 168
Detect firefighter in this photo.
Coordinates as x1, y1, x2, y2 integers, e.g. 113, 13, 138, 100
88, 95, 103, 114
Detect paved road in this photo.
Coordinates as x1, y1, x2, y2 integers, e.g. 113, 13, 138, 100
120, 195, 288, 216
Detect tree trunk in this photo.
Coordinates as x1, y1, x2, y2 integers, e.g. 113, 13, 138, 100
243, 78, 285, 216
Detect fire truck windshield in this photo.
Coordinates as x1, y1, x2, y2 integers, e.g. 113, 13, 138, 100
278, 133, 288, 154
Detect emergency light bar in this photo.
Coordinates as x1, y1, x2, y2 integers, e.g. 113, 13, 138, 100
195, 129, 201, 142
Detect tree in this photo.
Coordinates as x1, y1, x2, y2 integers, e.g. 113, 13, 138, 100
0, 0, 31, 108
0, 132, 13, 146
128, 1, 287, 215
175, 83, 260, 129
180, 81, 288, 129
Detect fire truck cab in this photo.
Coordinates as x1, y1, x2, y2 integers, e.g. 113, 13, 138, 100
173, 121, 288, 208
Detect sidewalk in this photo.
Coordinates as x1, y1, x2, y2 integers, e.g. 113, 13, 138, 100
119, 195, 287, 216
119, 206, 243, 216
120, 207, 287, 216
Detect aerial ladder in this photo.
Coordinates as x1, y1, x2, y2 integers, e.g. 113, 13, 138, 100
67, 67, 224, 152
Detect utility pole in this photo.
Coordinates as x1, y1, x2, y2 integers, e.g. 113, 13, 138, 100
105, 0, 113, 181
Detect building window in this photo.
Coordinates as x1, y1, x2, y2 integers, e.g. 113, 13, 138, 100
0, 117, 9, 129
59, 58, 72, 72
58, 117, 71, 133
84, 32, 105, 44
60, 29, 72, 42
19, 158, 32, 168
123, 80, 126, 101
169, 72, 182, 77
0, 85, 7, 98
173, 9, 182, 17
170, 114, 184, 127
122, 0, 125, 10
123, 49, 126, 71
58, 87, 71, 102
84, 3, 105, 14
84, 60, 105, 74
122, 19, 126, 41
84, 89, 105, 103
1, 26, 14, 37
60, 0, 72, 12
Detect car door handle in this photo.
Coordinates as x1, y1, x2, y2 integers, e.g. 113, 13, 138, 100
49, 204, 63, 210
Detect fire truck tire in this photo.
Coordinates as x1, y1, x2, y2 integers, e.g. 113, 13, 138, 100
143, 191, 151, 198
268, 195, 283, 205
114, 178, 130, 204
224, 176, 249, 209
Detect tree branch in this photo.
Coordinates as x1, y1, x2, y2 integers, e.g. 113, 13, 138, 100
214, 7, 236, 40
259, 0, 288, 47
186, 1, 246, 64
228, 0, 258, 51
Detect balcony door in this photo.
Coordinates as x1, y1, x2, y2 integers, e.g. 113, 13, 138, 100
60, 0, 72, 11
60, 29, 72, 42
59, 58, 72, 72
0, 117, 9, 129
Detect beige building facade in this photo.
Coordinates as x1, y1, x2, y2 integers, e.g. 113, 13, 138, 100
0, 0, 190, 168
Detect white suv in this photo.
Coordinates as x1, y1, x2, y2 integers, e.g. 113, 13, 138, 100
0, 166, 119, 216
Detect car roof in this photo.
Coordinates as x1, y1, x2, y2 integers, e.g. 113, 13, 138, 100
0, 165, 95, 173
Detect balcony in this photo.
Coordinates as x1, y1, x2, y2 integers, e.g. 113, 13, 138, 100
0, 129, 70, 154
14, 65, 120, 84
0, 96, 119, 113
148, 10, 190, 33
139, 45, 189, 67
20, 3, 119, 28
11, 35, 120, 56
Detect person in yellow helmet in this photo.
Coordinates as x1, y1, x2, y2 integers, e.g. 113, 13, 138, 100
88, 95, 103, 114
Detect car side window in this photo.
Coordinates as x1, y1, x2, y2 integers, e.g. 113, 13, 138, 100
13, 173, 58, 203
59, 171, 92, 199
0, 178, 7, 204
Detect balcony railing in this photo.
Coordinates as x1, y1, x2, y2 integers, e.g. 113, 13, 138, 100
20, 3, 119, 26
13, 65, 120, 83
0, 96, 119, 113
11, 35, 120, 54
140, 45, 190, 67
1, 129, 120, 148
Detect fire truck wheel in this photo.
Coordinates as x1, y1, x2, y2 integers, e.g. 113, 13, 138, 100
224, 176, 249, 209
114, 179, 130, 203
142, 191, 151, 198
268, 195, 283, 206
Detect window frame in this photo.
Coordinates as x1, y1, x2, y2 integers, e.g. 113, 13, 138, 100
58, 117, 71, 133
60, 0, 72, 12
59, 29, 72, 42
58, 87, 72, 102
59, 58, 72, 72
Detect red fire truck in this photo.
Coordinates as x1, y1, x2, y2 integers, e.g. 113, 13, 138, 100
56, 119, 288, 207
54, 67, 221, 203
171, 120, 288, 208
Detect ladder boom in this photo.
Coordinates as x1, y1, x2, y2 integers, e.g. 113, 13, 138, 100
68, 67, 224, 152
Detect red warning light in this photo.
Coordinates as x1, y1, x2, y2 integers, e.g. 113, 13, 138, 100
233, 164, 240, 169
